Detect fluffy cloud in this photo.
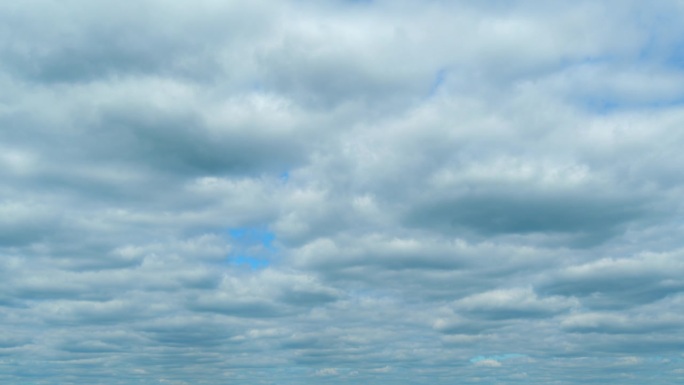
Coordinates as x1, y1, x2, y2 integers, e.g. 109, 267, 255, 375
2, 1, 684, 384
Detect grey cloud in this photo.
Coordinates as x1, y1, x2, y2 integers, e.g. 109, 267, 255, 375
538, 251, 684, 307
0, 201, 61, 247
451, 288, 577, 321
561, 294, 684, 335
5, 83, 311, 200
291, 235, 468, 272
0, 334, 31, 349
188, 270, 342, 318
561, 312, 681, 335
56, 338, 126, 354
38, 299, 154, 326
0, 1, 274, 84
3, 0, 684, 384
405, 190, 646, 244
189, 296, 288, 318
140, 316, 240, 348
90, 96, 307, 177
433, 316, 495, 335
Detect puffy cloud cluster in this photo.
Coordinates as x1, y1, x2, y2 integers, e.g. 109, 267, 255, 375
2, 1, 684, 384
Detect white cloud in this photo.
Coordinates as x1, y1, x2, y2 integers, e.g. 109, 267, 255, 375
315, 368, 339, 376
2, 1, 684, 384
473, 359, 502, 368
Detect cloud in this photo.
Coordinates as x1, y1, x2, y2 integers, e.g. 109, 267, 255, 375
452, 287, 577, 320
540, 250, 684, 307
315, 367, 339, 376
3, 0, 684, 384
473, 359, 502, 368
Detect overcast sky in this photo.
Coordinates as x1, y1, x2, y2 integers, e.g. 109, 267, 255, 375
2, 0, 684, 384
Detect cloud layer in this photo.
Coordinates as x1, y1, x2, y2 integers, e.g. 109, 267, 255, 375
2, 1, 684, 384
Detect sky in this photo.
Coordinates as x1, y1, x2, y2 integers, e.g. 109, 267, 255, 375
2, 0, 684, 384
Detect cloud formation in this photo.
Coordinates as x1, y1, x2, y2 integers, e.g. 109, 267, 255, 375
2, 1, 684, 384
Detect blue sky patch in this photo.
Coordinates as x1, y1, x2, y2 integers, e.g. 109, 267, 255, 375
428, 68, 448, 97
226, 226, 278, 269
